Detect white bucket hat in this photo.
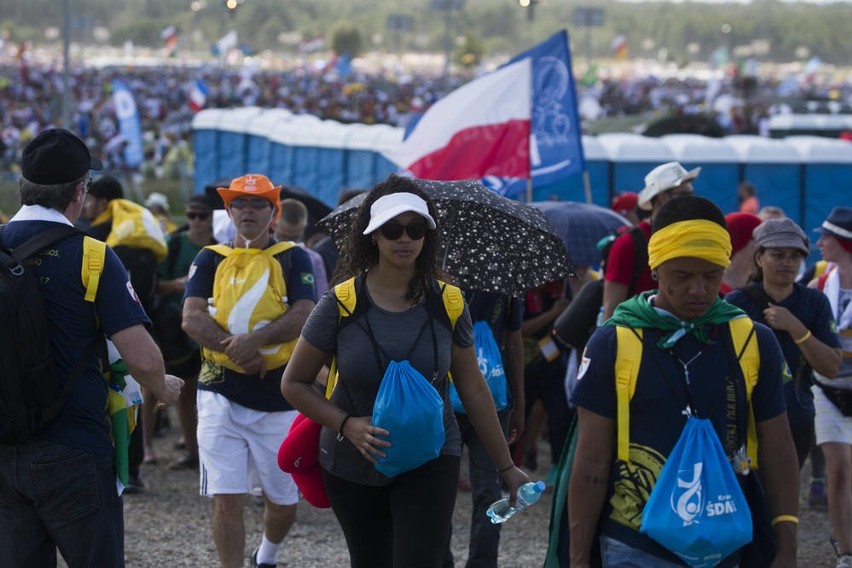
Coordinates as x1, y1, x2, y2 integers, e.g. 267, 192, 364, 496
363, 192, 437, 235
637, 161, 701, 210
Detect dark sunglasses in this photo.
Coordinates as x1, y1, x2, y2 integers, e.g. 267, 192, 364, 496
186, 212, 210, 221
379, 219, 428, 241
230, 197, 271, 210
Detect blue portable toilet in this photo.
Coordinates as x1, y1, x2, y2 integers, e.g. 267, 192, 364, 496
267, 114, 321, 190
287, 119, 349, 207
530, 135, 609, 205
725, 135, 803, 224
192, 109, 227, 195
344, 123, 403, 190
217, 107, 262, 182
786, 135, 852, 242
598, 133, 676, 198
246, 109, 293, 177
373, 127, 406, 185
662, 134, 741, 213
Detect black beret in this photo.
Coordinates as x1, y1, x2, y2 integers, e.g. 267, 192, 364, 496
21, 128, 103, 185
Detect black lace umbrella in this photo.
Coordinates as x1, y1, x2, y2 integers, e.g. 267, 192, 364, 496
318, 178, 574, 296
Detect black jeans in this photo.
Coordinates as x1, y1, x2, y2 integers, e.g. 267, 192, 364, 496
323, 454, 460, 568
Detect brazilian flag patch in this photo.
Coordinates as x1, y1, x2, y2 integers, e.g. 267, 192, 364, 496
301, 272, 315, 285
781, 362, 793, 384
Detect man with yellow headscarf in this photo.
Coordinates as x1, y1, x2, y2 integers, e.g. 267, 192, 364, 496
567, 195, 799, 567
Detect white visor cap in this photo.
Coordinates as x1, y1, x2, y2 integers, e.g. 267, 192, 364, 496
362, 192, 437, 235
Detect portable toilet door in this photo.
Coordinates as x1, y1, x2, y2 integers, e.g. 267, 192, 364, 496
598, 133, 675, 200
662, 134, 741, 213
246, 109, 293, 177
787, 135, 852, 241
268, 114, 321, 192
192, 108, 227, 195
217, 107, 263, 182
724, 135, 803, 224
287, 119, 349, 207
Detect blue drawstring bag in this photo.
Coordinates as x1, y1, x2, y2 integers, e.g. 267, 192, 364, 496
450, 321, 509, 413
372, 360, 445, 478
640, 418, 752, 567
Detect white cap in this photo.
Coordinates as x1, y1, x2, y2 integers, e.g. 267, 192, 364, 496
637, 161, 700, 210
145, 192, 170, 211
362, 192, 437, 235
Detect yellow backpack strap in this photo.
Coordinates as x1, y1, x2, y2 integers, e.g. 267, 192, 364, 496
266, 241, 298, 257
615, 326, 643, 463
81, 236, 106, 303
205, 244, 233, 257
437, 280, 464, 330
325, 277, 358, 398
729, 316, 761, 469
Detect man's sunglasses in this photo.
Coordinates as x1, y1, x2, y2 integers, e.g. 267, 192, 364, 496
230, 197, 271, 210
379, 219, 428, 241
186, 212, 210, 221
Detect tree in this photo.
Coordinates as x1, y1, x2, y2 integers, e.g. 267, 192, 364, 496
331, 23, 363, 57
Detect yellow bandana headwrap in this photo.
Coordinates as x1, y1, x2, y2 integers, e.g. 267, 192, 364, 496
648, 219, 731, 269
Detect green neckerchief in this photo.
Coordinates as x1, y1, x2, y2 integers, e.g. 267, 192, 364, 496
606, 291, 747, 349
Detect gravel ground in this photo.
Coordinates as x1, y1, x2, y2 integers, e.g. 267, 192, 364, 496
68, 412, 839, 568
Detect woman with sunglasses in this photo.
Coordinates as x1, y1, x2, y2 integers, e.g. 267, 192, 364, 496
282, 175, 529, 567
153, 193, 216, 469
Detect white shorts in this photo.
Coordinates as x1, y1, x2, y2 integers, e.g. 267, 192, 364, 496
197, 390, 299, 505
813, 385, 852, 446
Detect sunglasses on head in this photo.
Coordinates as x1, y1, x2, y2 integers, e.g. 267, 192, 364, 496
379, 219, 428, 241
230, 197, 271, 210
186, 212, 210, 221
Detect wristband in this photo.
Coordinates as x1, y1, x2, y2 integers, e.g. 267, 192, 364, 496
497, 463, 515, 474
336, 414, 352, 442
770, 515, 799, 527
794, 330, 812, 345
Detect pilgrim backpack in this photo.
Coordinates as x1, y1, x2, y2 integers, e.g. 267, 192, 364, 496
324, 275, 464, 397
0, 225, 105, 444
543, 317, 761, 568
203, 241, 299, 373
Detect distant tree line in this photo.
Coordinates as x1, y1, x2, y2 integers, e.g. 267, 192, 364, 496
1, 0, 848, 65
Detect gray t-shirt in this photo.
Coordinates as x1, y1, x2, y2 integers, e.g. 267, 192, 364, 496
301, 282, 474, 486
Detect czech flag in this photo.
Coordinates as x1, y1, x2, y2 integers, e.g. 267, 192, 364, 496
384, 30, 584, 199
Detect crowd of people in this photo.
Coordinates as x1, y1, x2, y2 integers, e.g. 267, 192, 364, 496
1, 127, 852, 568
2, 56, 851, 186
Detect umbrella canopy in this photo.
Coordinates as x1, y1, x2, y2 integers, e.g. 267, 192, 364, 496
530, 201, 630, 267
318, 178, 574, 296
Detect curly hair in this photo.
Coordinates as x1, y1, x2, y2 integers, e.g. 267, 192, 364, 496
336, 175, 442, 303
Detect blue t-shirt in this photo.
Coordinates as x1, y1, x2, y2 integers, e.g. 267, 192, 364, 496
3, 220, 149, 456
184, 240, 316, 411
725, 283, 839, 422
571, 321, 787, 564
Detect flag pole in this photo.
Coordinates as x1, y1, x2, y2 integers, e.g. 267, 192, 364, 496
583, 169, 592, 204
526, 177, 533, 204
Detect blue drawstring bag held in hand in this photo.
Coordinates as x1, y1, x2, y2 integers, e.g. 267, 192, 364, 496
450, 321, 508, 413
640, 417, 752, 567
372, 360, 445, 478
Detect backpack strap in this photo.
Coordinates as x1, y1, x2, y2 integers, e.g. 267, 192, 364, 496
265, 241, 298, 258
325, 277, 358, 398
205, 244, 233, 257
615, 326, 643, 463
437, 279, 464, 331
729, 316, 761, 469
81, 237, 106, 303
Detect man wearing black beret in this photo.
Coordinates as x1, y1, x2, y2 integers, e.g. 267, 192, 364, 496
0, 128, 183, 567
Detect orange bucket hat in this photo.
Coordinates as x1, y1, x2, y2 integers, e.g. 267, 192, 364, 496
217, 174, 282, 221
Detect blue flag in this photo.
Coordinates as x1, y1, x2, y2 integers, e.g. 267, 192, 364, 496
111, 80, 144, 169
504, 30, 585, 195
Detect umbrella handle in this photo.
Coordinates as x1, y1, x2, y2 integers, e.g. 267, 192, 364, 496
440, 206, 455, 274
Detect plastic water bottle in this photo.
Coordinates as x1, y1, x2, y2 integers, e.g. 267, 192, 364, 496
486, 481, 546, 524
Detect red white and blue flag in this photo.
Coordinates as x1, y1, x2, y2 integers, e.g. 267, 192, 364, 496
189, 79, 209, 113
385, 30, 585, 198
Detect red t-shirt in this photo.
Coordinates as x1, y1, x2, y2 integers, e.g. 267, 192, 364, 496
604, 221, 655, 294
